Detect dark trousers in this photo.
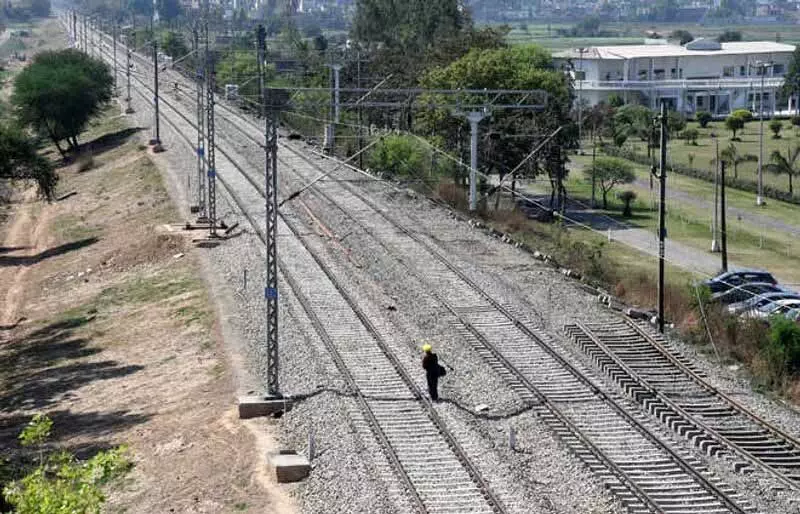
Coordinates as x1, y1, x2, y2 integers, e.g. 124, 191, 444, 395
426, 375, 439, 401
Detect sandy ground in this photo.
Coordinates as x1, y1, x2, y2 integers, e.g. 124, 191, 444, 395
0, 103, 296, 513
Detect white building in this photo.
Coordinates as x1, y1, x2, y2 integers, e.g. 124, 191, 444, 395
554, 39, 797, 117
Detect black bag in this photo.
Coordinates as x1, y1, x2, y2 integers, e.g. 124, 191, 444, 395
438, 364, 447, 377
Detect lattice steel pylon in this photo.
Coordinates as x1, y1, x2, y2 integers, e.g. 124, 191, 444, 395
203, 10, 218, 237
258, 24, 280, 396
193, 24, 207, 220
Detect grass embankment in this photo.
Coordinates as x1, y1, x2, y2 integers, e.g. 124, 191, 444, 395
0, 102, 281, 511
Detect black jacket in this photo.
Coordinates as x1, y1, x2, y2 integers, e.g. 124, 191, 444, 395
422, 352, 439, 378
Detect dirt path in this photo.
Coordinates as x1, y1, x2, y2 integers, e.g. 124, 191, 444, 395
0, 105, 296, 513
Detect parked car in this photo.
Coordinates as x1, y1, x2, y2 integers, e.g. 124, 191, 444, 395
728, 291, 800, 315
711, 282, 782, 305
703, 270, 777, 294
745, 299, 800, 320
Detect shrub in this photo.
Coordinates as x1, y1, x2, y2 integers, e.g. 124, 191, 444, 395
682, 128, 699, 145
696, 111, 712, 128
366, 135, 428, 179
769, 118, 783, 139
792, 115, 800, 127
766, 316, 800, 377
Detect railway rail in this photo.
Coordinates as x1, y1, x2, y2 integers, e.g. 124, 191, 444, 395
77, 17, 511, 513
80, 18, 761, 512
565, 319, 800, 489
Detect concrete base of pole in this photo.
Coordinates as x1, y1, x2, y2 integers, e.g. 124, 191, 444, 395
238, 395, 292, 419
711, 239, 720, 252
756, 195, 766, 206
151, 143, 165, 154
124, 106, 134, 114
267, 451, 310, 483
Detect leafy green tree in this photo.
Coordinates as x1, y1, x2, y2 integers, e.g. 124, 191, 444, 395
769, 118, 783, 139
366, 134, 428, 178
12, 49, 113, 157
670, 29, 693, 45
584, 156, 635, 208
765, 145, 800, 195
696, 111, 712, 128
719, 142, 756, 179
618, 190, 637, 217
782, 46, 800, 115
682, 128, 699, 145
667, 110, 686, 135
608, 93, 624, 108
724, 111, 747, 140
614, 104, 652, 144
161, 31, 188, 60
0, 124, 56, 199
417, 45, 574, 194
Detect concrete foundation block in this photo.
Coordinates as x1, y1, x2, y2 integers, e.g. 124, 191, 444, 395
268, 451, 311, 483
238, 395, 291, 419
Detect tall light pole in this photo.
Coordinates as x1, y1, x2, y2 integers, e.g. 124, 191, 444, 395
752, 60, 773, 206
577, 47, 587, 154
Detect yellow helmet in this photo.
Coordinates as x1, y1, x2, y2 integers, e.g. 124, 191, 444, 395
422, 343, 432, 352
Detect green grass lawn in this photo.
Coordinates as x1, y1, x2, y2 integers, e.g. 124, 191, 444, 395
563, 154, 800, 284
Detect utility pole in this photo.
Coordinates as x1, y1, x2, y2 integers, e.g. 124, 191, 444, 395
204, 10, 218, 237
112, 22, 118, 96
125, 40, 134, 114
720, 160, 728, 272
465, 109, 489, 211
357, 52, 363, 169
193, 24, 207, 220
712, 138, 720, 252
576, 47, 586, 154
259, 24, 280, 397
150, 15, 162, 149
657, 101, 667, 334
326, 63, 342, 154
753, 61, 773, 206
72, 11, 77, 48
83, 15, 87, 53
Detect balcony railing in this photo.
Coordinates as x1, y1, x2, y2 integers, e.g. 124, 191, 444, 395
576, 77, 785, 90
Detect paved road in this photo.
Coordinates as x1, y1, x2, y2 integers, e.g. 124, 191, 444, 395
507, 179, 734, 279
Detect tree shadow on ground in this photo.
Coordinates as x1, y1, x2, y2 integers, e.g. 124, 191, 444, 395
0, 315, 143, 414
55, 127, 145, 169
0, 236, 99, 267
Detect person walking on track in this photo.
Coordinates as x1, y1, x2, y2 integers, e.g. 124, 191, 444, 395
421, 343, 446, 401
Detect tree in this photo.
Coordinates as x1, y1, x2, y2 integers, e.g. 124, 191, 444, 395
682, 128, 699, 145
765, 146, 800, 195
618, 190, 637, 217
614, 104, 652, 142
696, 111, 712, 128
667, 110, 686, 136
366, 134, 428, 178
584, 157, 635, 208
769, 118, 783, 139
12, 49, 113, 157
608, 94, 624, 108
719, 142, 756, 179
0, 124, 56, 199
717, 30, 742, 42
161, 31, 188, 60
782, 46, 800, 115
670, 29, 693, 45
417, 45, 574, 196
725, 111, 747, 140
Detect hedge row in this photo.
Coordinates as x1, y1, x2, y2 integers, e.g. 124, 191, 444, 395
599, 144, 800, 206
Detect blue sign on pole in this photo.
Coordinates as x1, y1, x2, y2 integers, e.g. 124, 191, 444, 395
265, 287, 278, 300
197, 147, 204, 157
207, 168, 216, 178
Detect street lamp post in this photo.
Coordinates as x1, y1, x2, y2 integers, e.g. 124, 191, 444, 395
751, 60, 773, 206
577, 47, 587, 154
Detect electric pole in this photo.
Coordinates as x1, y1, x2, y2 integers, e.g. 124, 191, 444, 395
712, 138, 720, 252
72, 11, 77, 48
193, 24, 207, 220
326, 63, 342, 154
112, 22, 118, 96
720, 160, 728, 272
204, 10, 218, 237
466, 109, 489, 211
125, 43, 134, 114
657, 101, 667, 334
150, 15, 162, 148
258, 24, 280, 397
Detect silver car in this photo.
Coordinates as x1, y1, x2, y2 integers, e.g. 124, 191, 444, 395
728, 291, 800, 315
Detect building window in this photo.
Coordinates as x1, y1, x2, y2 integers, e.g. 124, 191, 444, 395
723, 66, 734, 77
697, 96, 705, 108
638, 70, 648, 80
774, 64, 785, 75
740, 65, 746, 76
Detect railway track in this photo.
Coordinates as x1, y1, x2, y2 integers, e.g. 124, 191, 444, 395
565, 319, 800, 490
77, 17, 511, 513
81, 19, 763, 512
165, 63, 764, 511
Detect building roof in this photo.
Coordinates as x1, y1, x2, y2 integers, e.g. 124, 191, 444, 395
554, 40, 796, 60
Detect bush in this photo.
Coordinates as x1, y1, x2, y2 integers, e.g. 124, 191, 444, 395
682, 128, 699, 145
766, 316, 800, 377
769, 118, 783, 139
792, 115, 800, 127
696, 111, 712, 128
367, 135, 428, 179
731, 108, 753, 122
